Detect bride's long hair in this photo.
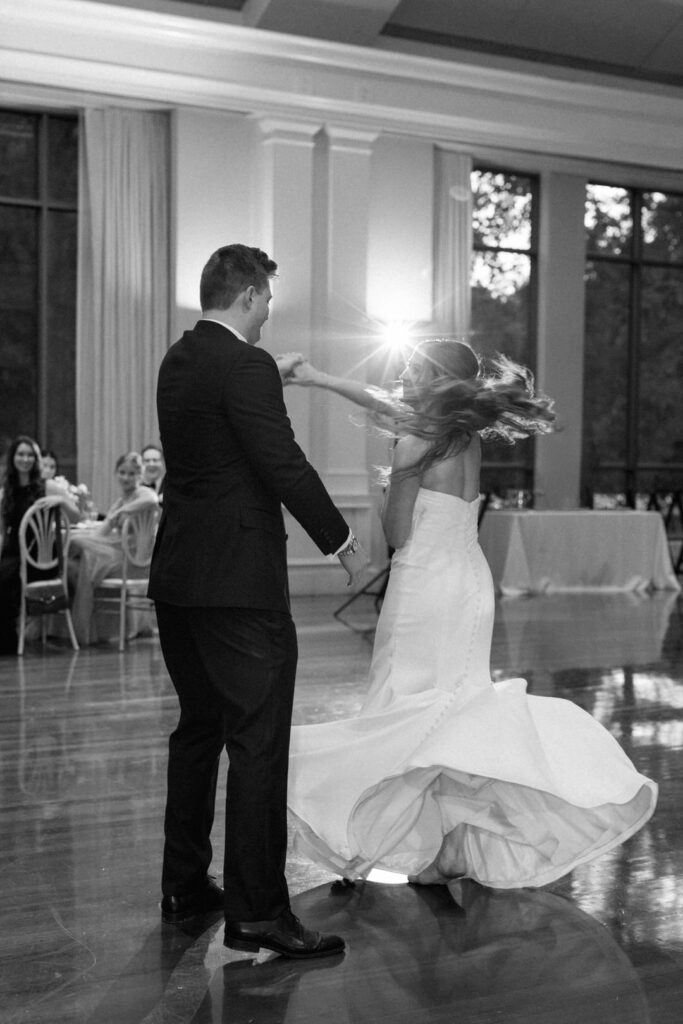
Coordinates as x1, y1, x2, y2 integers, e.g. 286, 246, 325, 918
387, 339, 555, 478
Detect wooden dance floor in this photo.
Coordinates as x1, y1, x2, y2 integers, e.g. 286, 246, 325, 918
1, 591, 682, 1023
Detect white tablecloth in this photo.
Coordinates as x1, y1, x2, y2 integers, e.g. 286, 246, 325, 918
478, 510, 681, 595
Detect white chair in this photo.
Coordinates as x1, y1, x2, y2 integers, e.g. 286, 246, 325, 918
95, 506, 159, 651
18, 498, 79, 655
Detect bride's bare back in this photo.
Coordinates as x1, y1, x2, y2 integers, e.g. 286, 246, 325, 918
382, 432, 481, 550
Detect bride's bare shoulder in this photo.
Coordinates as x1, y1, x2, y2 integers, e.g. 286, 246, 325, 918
391, 434, 430, 471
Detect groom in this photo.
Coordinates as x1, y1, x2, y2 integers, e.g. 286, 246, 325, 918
149, 243, 367, 958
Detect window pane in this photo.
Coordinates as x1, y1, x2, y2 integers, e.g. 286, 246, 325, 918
0, 206, 38, 446
46, 210, 77, 473
638, 266, 683, 472
480, 447, 534, 497
0, 111, 37, 199
48, 117, 79, 204
471, 250, 533, 490
582, 260, 630, 488
470, 250, 531, 366
585, 184, 632, 257
471, 170, 533, 250
641, 192, 683, 264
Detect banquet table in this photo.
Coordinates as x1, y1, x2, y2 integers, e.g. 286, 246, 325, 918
478, 509, 681, 595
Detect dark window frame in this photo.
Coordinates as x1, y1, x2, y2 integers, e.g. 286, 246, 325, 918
584, 181, 683, 503
0, 108, 78, 475
471, 164, 540, 496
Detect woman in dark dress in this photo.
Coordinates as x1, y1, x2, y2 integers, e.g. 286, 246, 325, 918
0, 435, 78, 654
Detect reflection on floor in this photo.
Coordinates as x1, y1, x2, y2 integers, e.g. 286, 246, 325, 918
1, 591, 682, 1023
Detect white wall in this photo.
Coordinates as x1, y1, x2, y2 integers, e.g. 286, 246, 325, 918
173, 109, 258, 337
367, 134, 434, 325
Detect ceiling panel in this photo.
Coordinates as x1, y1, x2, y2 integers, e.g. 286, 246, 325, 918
78, 0, 683, 88
384, 0, 683, 85
389, 0, 528, 40
499, 0, 682, 64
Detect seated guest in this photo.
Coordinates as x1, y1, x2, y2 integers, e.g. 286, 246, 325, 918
100, 451, 159, 533
68, 452, 158, 645
0, 435, 80, 655
40, 449, 59, 481
140, 443, 165, 500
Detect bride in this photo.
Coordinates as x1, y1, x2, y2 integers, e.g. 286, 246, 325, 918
286, 339, 657, 888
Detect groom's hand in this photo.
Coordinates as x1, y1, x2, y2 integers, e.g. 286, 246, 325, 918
276, 351, 305, 381
339, 543, 371, 588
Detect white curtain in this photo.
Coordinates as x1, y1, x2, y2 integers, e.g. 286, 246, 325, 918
77, 109, 170, 512
433, 149, 473, 339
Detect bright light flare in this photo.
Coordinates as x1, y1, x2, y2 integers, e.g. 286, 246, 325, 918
380, 320, 414, 350
362, 318, 422, 384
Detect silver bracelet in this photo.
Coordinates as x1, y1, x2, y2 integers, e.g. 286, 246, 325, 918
339, 534, 359, 556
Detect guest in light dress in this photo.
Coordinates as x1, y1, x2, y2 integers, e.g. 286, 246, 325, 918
69, 451, 158, 645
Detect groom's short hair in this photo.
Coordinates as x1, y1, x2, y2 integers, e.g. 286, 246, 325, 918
200, 244, 277, 311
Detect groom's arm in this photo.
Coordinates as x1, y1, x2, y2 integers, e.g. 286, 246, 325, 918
223, 346, 351, 555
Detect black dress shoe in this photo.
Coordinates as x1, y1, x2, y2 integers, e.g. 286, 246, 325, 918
224, 908, 345, 959
161, 877, 224, 923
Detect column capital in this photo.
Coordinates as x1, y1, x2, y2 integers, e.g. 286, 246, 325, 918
254, 116, 322, 147
325, 125, 378, 154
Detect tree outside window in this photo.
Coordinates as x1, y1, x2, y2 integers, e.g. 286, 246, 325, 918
0, 109, 78, 477
470, 168, 538, 500
583, 184, 683, 504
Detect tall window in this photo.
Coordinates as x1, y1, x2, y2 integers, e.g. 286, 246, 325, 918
583, 184, 683, 501
470, 167, 538, 496
0, 109, 78, 477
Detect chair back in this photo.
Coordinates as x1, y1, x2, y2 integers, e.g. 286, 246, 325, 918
120, 506, 159, 570
18, 499, 69, 584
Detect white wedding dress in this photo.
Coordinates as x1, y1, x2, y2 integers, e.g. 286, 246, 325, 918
288, 489, 657, 887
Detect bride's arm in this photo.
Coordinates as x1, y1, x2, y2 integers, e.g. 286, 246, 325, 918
381, 435, 426, 550
287, 360, 396, 417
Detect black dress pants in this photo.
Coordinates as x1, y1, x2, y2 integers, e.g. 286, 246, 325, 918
156, 602, 298, 922
0, 556, 20, 654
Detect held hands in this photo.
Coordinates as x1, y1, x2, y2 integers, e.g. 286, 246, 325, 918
275, 352, 306, 381
290, 360, 326, 386
275, 352, 326, 386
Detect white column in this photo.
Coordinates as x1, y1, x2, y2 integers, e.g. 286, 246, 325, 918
254, 117, 350, 591
255, 117, 322, 448
366, 134, 435, 325
298, 124, 380, 590
433, 149, 473, 338
314, 126, 378, 498
256, 117, 321, 345
255, 116, 325, 487
535, 172, 587, 509
173, 109, 257, 338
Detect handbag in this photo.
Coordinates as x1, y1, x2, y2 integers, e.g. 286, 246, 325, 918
26, 582, 69, 616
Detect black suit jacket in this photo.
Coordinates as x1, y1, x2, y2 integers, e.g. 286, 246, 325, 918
148, 320, 349, 611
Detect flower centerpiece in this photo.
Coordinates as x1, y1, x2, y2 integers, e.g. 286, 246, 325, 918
53, 476, 97, 519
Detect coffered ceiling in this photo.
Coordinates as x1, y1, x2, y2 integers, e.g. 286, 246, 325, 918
93, 0, 683, 90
